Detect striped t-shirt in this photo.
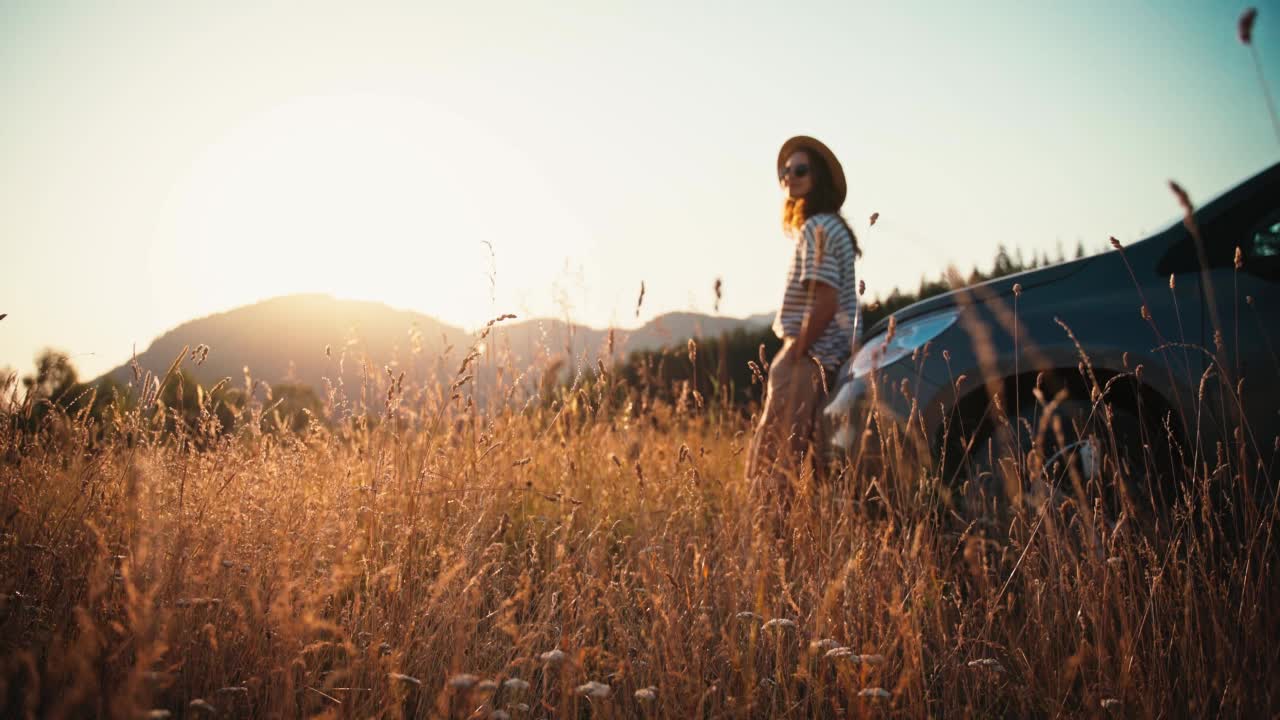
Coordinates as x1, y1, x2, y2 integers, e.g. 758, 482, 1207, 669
772, 213, 861, 370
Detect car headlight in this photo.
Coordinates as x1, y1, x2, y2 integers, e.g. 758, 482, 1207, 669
848, 308, 959, 378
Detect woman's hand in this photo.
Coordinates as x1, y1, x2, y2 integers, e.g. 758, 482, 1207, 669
795, 281, 839, 358
773, 339, 796, 368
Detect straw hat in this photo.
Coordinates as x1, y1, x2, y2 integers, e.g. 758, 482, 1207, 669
777, 135, 846, 208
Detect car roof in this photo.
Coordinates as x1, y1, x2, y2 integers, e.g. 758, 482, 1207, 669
863, 161, 1280, 337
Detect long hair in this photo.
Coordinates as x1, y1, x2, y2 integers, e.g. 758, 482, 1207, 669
782, 150, 862, 258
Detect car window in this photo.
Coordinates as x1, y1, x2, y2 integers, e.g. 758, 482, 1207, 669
1250, 211, 1280, 259
1201, 177, 1278, 272
1240, 208, 1280, 282
1157, 168, 1279, 277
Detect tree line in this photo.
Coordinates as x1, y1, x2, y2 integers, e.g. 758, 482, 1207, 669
1, 242, 1089, 436
610, 241, 1089, 409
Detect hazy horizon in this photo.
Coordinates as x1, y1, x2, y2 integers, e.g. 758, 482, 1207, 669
3, 1, 1278, 378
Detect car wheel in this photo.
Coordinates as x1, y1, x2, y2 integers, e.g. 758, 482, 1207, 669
956, 395, 1172, 528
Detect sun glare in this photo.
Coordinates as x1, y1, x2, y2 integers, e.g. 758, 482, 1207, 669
153, 94, 592, 329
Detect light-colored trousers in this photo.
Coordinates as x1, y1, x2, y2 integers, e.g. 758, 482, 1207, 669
745, 340, 832, 498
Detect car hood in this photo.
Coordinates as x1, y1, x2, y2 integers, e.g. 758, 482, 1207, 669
864, 254, 1100, 337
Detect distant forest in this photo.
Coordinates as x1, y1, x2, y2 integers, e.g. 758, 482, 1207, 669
612, 241, 1091, 408
2, 241, 1091, 434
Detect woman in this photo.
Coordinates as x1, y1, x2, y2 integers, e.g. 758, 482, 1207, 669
745, 135, 862, 501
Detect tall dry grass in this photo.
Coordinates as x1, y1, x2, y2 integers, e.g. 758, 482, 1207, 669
0, 308, 1276, 718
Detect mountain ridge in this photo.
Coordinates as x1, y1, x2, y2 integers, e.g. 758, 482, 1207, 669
95, 294, 773, 391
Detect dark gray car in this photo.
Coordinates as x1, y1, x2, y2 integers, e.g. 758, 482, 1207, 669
824, 162, 1279, 495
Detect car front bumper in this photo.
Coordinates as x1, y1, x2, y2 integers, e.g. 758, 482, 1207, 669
823, 364, 948, 461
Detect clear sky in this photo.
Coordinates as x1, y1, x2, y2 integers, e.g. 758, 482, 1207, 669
2, 0, 1277, 379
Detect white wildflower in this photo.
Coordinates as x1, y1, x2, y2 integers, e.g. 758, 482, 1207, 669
390, 673, 421, 687
502, 678, 530, 692
809, 638, 841, 653
215, 687, 248, 697
967, 658, 1006, 673
539, 649, 568, 664
634, 686, 657, 701
859, 687, 891, 699
448, 673, 479, 690
576, 681, 611, 698
761, 618, 796, 631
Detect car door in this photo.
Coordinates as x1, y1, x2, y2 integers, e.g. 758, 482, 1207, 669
1198, 179, 1280, 457
1217, 207, 1280, 454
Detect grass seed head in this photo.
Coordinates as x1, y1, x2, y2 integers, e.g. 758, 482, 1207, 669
1240, 7, 1257, 44
1169, 180, 1193, 215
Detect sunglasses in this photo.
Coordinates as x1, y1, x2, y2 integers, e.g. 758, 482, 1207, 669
779, 163, 810, 181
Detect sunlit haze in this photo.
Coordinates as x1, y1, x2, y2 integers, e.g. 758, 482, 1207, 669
2, 1, 1277, 378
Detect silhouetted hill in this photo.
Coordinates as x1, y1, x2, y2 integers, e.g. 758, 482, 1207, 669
485, 312, 773, 366
95, 295, 773, 394
98, 294, 470, 393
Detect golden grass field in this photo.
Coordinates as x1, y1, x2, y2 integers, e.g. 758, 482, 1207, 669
1, 330, 1277, 719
